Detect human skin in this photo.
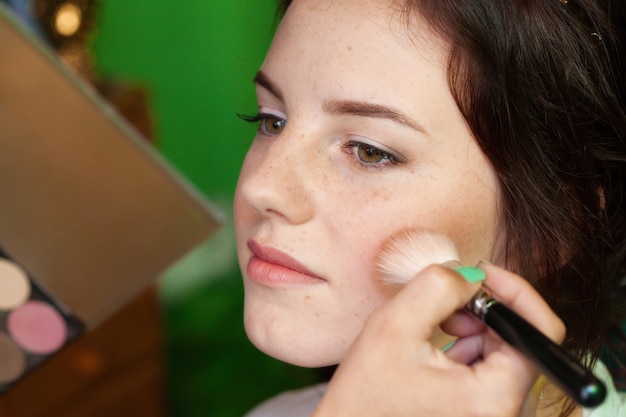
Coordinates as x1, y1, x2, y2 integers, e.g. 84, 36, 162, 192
234, 0, 500, 368
312, 263, 569, 417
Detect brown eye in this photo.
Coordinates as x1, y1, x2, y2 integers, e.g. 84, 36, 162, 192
356, 143, 388, 164
238, 113, 286, 136
261, 116, 286, 135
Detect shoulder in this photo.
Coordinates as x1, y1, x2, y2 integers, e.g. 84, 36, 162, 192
244, 383, 328, 417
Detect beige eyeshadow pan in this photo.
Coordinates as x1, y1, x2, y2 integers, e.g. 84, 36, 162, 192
0, 259, 30, 310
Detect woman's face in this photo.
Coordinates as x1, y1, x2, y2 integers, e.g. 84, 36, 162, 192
234, 0, 500, 367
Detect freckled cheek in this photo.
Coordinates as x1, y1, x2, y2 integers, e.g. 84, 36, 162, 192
342, 181, 496, 268
440, 184, 500, 263
325, 197, 411, 300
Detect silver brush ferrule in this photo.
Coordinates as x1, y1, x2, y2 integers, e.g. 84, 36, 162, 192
466, 288, 497, 320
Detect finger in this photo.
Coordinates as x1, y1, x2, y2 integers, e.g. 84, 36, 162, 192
443, 333, 485, 365
381, 264, 483, 341
478, 262, 566, 344
440, 310, 485, 337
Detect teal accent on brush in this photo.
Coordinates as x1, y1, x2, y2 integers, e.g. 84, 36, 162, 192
455, 266, 486, 283
442, 340, 457, 352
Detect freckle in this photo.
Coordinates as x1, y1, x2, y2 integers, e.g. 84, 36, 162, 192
305, 295, 311, 300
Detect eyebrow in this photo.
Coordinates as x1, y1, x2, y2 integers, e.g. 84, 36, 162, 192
322, 99, 427, 134
253, 71, 283, 101
253, 70, 427, 134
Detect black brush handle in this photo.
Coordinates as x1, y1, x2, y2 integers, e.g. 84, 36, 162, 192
482, 301, 606, 407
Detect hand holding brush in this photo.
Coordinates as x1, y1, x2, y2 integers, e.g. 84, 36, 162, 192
314, 235, 573, 417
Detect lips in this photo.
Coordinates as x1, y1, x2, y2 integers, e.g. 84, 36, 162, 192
246, 240, 326, 286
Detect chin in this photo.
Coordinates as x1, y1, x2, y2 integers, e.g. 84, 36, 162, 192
265, 345, 341, 368
243, 314, 346, 368
255, 341, 344, 368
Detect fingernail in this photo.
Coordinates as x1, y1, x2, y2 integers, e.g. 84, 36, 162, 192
455, 266, 486, 283
442, 340, 456, 352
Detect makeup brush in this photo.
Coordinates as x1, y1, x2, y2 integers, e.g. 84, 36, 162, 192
376, 230, 607, 408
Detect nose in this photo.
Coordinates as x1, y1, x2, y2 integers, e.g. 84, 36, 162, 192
236, 133, 315, 225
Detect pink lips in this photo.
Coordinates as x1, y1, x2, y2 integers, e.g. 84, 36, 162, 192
246, 240, 326, 287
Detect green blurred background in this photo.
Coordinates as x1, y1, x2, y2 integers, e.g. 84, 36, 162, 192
89, 1, 321, 416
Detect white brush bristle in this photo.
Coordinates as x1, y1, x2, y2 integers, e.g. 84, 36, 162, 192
377, 230, 460, 285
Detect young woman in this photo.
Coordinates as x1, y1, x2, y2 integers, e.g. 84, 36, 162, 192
234, 0, 626, 415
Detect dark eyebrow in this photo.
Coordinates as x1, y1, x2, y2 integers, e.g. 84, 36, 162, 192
323, 99, 428, 134
253, 70, 283, 101
253, 70, 427, 134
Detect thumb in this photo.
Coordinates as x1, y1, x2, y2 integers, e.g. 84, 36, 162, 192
372, 264, 484, 344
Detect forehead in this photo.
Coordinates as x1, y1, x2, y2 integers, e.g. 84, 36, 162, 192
262, 0, 453, 126
276, 0, 434, 57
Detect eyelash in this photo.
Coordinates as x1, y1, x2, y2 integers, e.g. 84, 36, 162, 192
238, 112, 286, 136
238, 113, 403, 169
342, 141, 403, 169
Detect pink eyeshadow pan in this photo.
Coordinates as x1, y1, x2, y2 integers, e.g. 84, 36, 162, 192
7, 301, 68, 355
0, 252, 84, 394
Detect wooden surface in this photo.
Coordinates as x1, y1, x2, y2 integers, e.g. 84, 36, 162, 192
0, 286, 169, 417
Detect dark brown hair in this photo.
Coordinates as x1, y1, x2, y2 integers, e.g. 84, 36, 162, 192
278, 0, 626, 407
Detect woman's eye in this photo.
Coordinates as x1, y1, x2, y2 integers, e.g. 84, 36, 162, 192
238, 113, 286, 136
260, 115, 286, 135
357, 144, 388, 164
346, 141, 400, 167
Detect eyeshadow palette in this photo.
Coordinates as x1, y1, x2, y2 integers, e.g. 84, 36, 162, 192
0, 251, 84, 392
0, 4, 223, 393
